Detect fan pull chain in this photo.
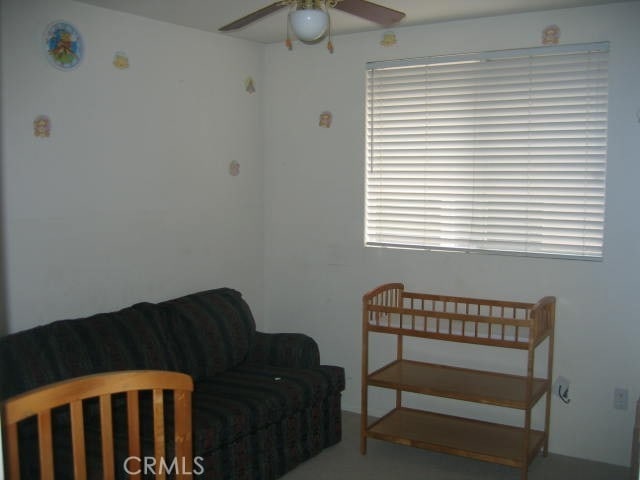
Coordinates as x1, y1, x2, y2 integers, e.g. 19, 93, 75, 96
285, 3, 293, 50
326, 0, 334, 53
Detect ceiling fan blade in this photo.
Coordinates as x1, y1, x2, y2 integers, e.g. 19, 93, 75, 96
333, 0, 405, 26
219, 1, 288, 31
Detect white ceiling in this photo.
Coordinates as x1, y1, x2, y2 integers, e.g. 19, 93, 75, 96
73, 0, 630, 44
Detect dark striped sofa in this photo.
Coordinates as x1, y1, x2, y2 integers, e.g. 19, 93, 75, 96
0, 288, 345, 479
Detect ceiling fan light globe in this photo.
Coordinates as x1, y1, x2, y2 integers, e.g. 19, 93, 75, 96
289, 10, 329, 42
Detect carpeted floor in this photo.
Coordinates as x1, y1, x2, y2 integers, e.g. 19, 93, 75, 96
282, 411, 628, 479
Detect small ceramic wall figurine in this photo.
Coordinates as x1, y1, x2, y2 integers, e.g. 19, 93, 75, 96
380, 31, 397, 47
113, 51, 130, 69
33, 115, 51, 138
245, 77, 256, 94
44, 21, 83, 70
229, 160, 240, 176
542, 25, 560, 45
319, 111, 332, 128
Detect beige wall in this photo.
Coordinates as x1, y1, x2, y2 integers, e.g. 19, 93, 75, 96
1, 0, 266, 331
262, 2, 640, 466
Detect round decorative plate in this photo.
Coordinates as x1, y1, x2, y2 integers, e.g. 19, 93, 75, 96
44, 21, 83, 70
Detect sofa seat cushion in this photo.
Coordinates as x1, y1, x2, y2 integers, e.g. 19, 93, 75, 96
192, 364, 345, 455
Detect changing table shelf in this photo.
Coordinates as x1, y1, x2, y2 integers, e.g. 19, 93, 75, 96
368, 360, 549, 409
368, 408, 546, 468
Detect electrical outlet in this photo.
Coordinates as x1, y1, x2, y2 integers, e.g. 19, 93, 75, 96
553, 376, 571, 404
614, 387, 628, 410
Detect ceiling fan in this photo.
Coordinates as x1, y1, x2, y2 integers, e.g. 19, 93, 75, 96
219, 0, 405, 51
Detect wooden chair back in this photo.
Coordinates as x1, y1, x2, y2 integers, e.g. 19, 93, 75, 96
2, 370, 193, 480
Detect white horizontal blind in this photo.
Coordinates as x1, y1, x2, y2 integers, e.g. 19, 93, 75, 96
366, 43, 609, 259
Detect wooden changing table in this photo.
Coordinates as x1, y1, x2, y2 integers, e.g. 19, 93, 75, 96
360, 283, 555, 480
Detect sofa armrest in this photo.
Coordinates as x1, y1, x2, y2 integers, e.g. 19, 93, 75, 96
247, 332, 320, 369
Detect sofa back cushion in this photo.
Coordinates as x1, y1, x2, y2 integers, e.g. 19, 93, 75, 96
0, 288, 256, 400
0, 302, 176, 400
160, 288, 256, 380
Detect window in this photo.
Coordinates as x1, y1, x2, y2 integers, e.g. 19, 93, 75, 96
365, 42, 609, 260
